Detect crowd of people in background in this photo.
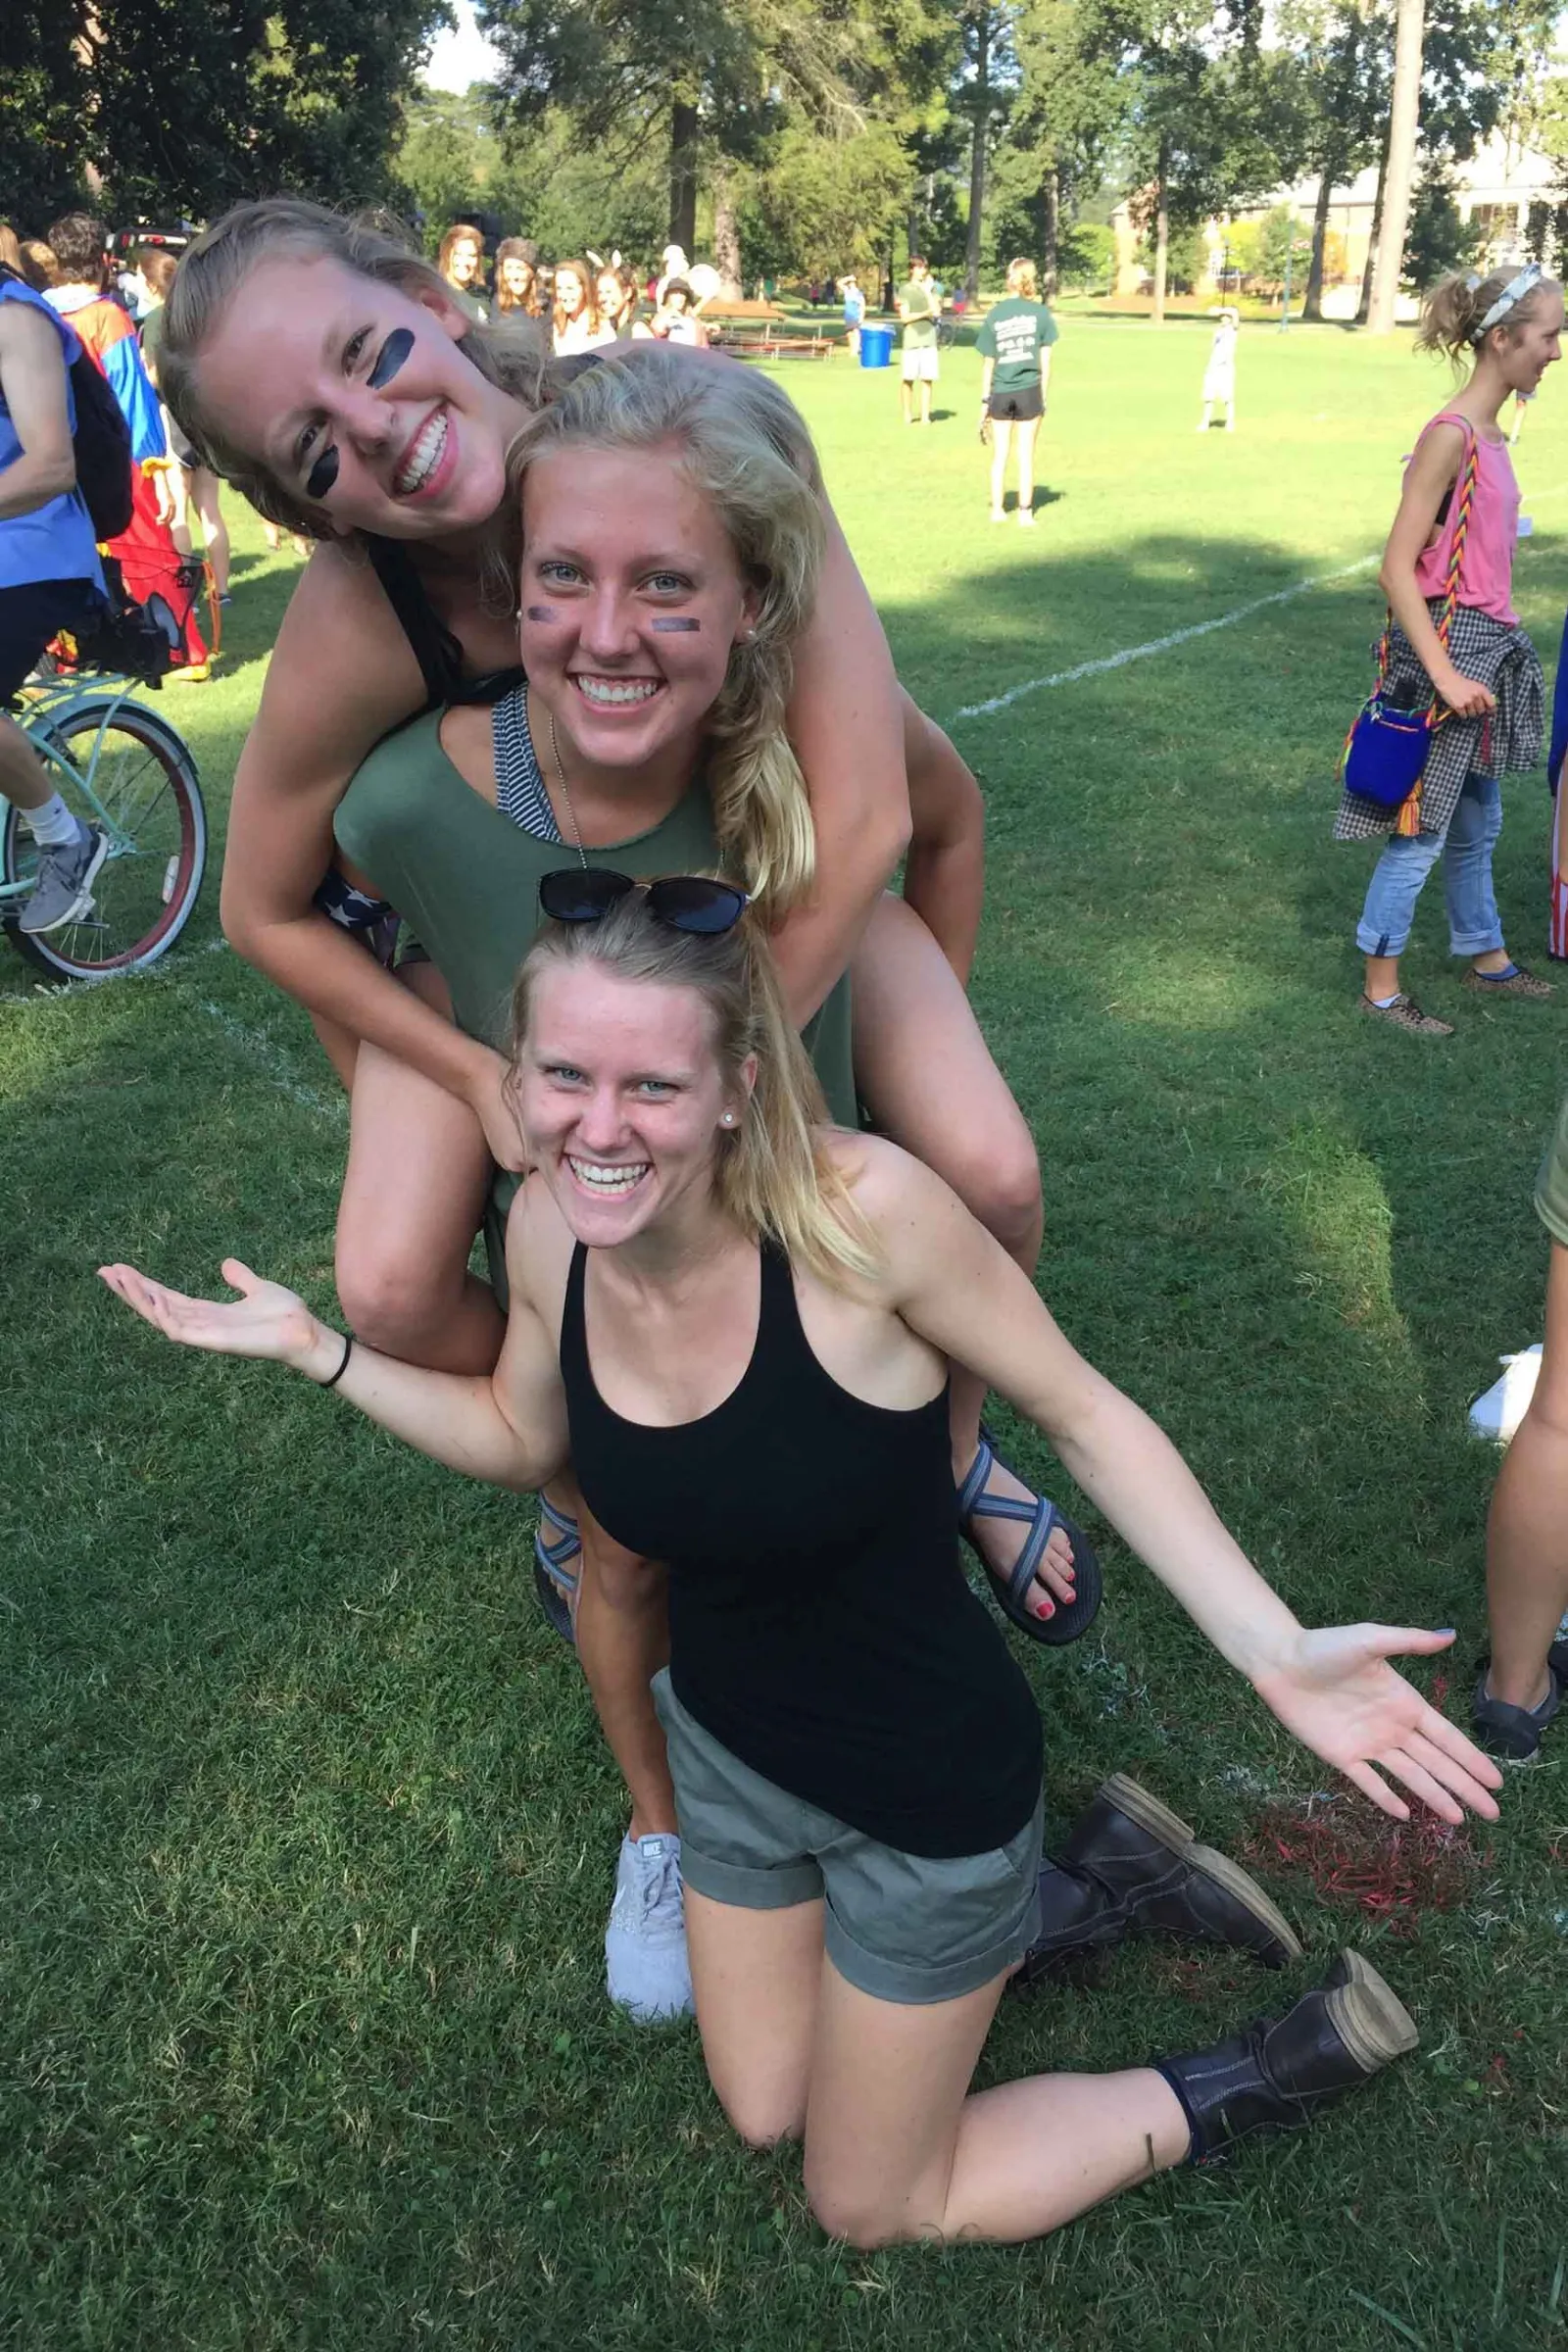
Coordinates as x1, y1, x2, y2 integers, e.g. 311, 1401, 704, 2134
437, 224, 721, 355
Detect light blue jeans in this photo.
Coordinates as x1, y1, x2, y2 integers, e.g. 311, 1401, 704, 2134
1355, 771, 1505, 959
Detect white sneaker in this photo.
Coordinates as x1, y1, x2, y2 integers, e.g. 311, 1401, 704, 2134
604, 1832, 693, 2021
1468, 1346, 1544, 1444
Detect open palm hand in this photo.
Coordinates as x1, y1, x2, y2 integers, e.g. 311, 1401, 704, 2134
99, 1257, 323, 1370
1252, 1624, 1502, 1826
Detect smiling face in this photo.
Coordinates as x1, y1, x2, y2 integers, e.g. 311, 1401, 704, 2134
502, 256, 533, 301
194, 253, 520, 538
597, 271, 623, 321
518, 441, 756, 771
557, 268, 587, 319
447, 234, 481, 289
1499, 287, 1564, 396
518, 960, 747, 1246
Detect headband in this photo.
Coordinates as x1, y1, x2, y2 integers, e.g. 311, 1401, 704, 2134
1473, 262, 1544, 343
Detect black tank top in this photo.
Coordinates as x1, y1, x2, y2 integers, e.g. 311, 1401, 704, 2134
560, 1238, 1044, 1857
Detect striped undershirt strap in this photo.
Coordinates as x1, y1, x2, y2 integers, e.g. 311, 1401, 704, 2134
492, 681, 562, 842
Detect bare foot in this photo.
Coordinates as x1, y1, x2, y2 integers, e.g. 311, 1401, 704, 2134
957, 1445, 1078, 1622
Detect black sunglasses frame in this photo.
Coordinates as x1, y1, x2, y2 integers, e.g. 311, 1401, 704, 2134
538, 868, 751, 936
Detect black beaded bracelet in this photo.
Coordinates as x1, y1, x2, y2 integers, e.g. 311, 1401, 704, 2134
318, 1330, 354, 1390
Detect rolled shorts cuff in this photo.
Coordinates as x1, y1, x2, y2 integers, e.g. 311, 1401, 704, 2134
823, 1884, 1038, 2005
676, 1839, 823, 1913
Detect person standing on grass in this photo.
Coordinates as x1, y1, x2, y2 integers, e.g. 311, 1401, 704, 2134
138, 248, 230, 604
0, 256, 110, 934
896, 258, 940, 426
1337, 263, 1562, 1037
975, 258, 1056, 526
1473, 1089, 1568, 1762
1197, 307, 1238, 433
839, 272, 864, 359
101, 889, 1502, 2250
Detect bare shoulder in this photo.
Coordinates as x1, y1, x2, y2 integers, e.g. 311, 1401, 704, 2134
251, 542, 425, 772
818, 1125, 963, 1236
0, 300, 62, 365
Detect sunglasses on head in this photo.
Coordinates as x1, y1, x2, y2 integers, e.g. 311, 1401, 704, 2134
538, 868, 750, 935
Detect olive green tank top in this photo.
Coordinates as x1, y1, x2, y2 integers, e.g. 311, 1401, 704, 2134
333, 703, 858, 1297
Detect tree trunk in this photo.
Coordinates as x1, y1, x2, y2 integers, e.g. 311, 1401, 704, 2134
963, 7, 991, 302
1152, 139, 1170, 325
1303, 167, 1334, 321
1356, 142, 1388, 325
1368, 0, 1423, 333
711, 166, 742, 296
1042, 164, 1059, 298
668, 98, 699, 253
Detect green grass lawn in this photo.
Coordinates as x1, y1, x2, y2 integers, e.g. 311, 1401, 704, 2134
5, 320, 1568, 2350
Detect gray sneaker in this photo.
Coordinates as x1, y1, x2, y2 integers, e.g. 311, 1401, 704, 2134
20, 820, 109, 935
605, 1832, 693, 2022
1472, 1656, 1563, 1764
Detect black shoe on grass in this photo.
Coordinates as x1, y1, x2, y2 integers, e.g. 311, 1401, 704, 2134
1157, 1950, 1418, 2164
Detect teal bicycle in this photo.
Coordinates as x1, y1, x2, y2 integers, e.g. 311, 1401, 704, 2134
2, 657, 208, 982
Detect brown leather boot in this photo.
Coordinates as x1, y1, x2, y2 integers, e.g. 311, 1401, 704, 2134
1014, 1774, 1302, 1986
1156, 1950, 1418, 2162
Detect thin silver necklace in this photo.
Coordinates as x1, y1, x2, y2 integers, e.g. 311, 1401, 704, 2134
545, 708, 590, 870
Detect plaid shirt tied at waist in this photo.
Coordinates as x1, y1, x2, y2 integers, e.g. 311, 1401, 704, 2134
1334, 600, 1544, 845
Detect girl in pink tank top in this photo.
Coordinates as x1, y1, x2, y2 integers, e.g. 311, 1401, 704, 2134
1340, 263, 1562, 1035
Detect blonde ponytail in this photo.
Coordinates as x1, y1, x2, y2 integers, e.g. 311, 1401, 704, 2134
505, 343, 825, 915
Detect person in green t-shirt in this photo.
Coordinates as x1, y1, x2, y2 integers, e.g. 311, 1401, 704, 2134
895, 256, 941, 424
974, 257, 1058, 528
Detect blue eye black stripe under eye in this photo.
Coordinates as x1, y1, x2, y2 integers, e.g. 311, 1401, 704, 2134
650, 617, 700, 632
368, 328, 415, 389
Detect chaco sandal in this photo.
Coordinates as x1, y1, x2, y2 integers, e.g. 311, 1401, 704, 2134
957, 1427, 1103, 1647
533, 1495, 580, 1645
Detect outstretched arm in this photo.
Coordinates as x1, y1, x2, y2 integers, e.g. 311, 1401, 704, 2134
854, 1140, 1503, 1826
99, 1194, 567, 1493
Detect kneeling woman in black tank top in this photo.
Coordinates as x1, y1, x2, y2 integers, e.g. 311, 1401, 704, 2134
101, 885, 1500, 2247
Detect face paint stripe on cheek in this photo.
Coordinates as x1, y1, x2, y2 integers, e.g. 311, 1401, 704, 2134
526, 605, 563, 623
650, 617, 700, 632
306, 445, 340, 500
368, 327, 415, 389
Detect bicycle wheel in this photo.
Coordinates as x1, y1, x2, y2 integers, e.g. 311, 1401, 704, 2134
2, 698, 208, 978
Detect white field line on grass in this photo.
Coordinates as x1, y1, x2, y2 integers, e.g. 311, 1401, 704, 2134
952, 554, 1380, 721
0, 934, 342, 1123
952, 479, 1568, 724
194, 999, 344, 1120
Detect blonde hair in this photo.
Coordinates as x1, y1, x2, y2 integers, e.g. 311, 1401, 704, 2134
158, 197, 550, 557
0, 225, 22, 274
552, 259, 602, 340
507, 343, 824, 916
509, 892, 878, 1289
1416, 266, 1560, 368
1005, 257, 1040, 299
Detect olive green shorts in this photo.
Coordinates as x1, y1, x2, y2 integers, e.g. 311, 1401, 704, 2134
652, 1668, 1044, 2006
1536, 1090, 1568, 1248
